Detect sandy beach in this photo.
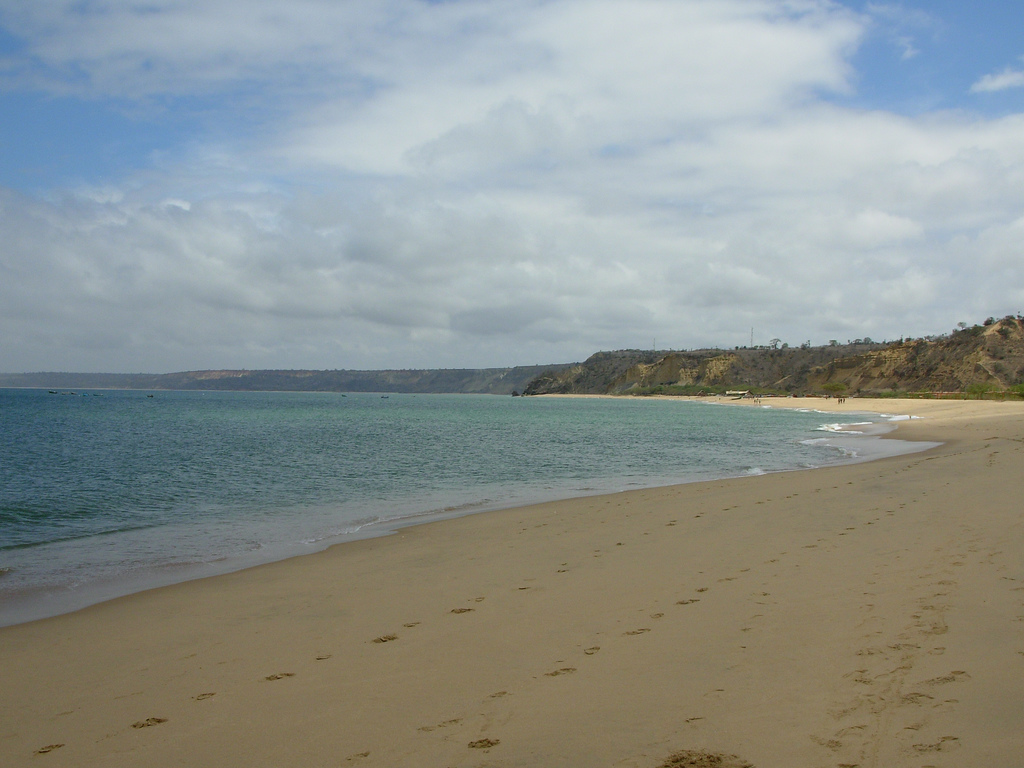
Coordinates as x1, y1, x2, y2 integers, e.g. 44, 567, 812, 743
2, 398, 1022, 767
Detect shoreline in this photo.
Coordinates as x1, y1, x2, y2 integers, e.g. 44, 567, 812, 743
0, 397, 930, 628
2, 399, 1023, 766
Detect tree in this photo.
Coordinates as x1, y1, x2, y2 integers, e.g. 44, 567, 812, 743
769, 338, 782, 350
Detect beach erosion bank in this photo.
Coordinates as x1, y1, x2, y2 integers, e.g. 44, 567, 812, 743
1, 399, 1022, 767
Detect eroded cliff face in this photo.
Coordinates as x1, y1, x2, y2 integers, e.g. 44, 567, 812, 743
523, 350, 665, 394
808, 319, 1024, 393
617, 353, 740, 390
523, 317, 1024, 396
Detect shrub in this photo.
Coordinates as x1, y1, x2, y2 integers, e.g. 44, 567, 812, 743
966, 382, 994, 399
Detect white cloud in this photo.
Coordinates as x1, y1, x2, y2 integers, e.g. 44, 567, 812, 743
280, 0, 863, 176
895, 36, 919, 61
844, 209, 923, 248
1, 1, 1024, 372
863, 3, 936, 64
971, 66, 1024, 94
1, 1, 388, 97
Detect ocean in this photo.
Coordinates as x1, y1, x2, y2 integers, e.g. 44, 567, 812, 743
0, 388, 927, 626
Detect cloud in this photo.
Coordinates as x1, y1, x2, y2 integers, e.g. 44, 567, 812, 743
894, 35, 919, 61
863, 3, 936, 63
0, 1, 387, 97
1, 1, 1024, 373
971, 66, 1024, 94
280, 0, 863, 175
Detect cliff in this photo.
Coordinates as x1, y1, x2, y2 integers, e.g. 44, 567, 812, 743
523, 316, 1024, 397
807, 317, 1024, 395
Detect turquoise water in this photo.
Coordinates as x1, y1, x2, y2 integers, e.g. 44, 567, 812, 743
0, 388, 918, 625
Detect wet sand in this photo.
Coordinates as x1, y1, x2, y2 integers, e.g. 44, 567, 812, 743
2, 398, 1023, 767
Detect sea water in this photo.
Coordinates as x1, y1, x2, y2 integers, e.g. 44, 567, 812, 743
0, 389, 931, 625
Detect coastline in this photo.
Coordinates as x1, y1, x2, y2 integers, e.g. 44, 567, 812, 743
2, 399, 1023, 766
0, 393, 911, 628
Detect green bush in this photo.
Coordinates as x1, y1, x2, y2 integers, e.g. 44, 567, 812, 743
966, 382, 994, 399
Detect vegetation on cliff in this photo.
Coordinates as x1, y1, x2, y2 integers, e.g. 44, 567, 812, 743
523, 316, 1024, 398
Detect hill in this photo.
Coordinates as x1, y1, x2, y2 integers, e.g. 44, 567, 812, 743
0, 365, 558, 396
523, 316, 1024, 397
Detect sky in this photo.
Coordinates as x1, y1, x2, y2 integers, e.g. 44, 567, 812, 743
1, 1, 1023, 373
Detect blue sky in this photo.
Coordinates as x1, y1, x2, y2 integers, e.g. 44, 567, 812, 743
1, 1, 1023, 373
840, 1, 1024, 113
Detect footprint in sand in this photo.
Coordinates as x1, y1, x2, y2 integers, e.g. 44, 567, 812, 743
658, 749, 752, 768
912, 736, 960, 753
372, 634, 398, 643
624, 628, 651, 636
902, 692, 935, 706
264, 672, 295, 681
584, 646, 600, 655
194, 692, 216, 700
316, 654, 332, 660
450, 608, 474, 614
923, 670, 970, 685
545, 667, 577, 676
131, 717, 168, 728
418, 718, 462, 732
468, 738, 500, 749
35, 744, 64, 754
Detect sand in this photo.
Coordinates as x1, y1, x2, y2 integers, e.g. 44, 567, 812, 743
2, 398, 1022, 767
